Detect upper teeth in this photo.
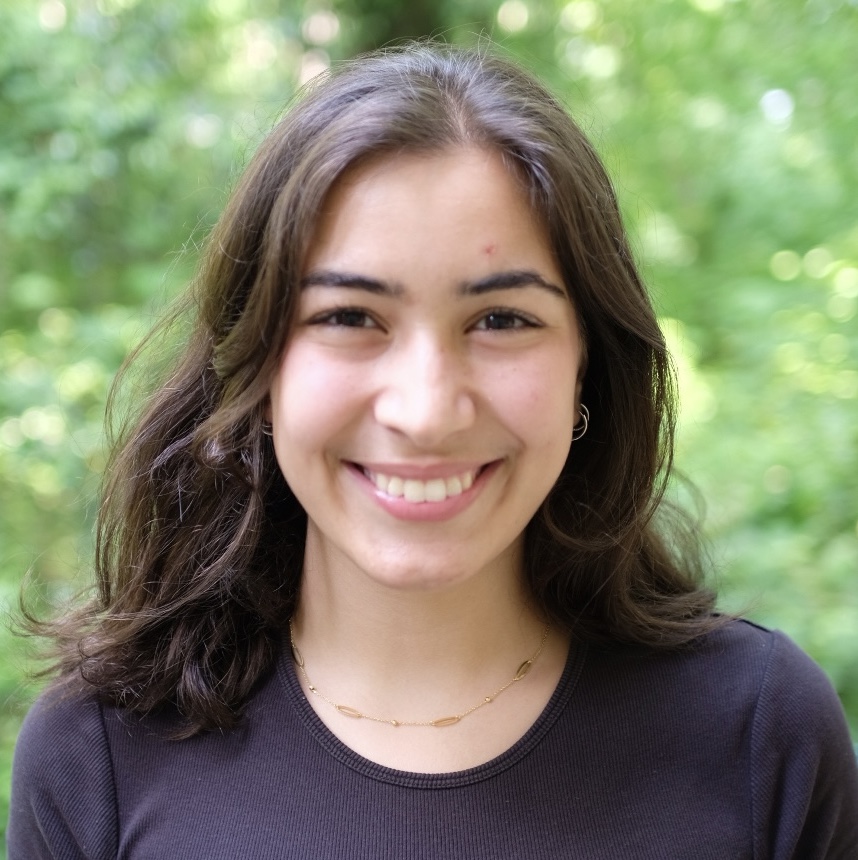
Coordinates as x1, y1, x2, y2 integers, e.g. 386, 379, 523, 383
367, 469, 476, 503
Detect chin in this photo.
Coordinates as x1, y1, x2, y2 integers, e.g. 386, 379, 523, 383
361, 553, 489, 593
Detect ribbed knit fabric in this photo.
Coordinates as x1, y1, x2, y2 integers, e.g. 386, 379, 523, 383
7, 620, 858, 859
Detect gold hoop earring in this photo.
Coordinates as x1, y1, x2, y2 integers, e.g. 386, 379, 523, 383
572, 404, 589, 441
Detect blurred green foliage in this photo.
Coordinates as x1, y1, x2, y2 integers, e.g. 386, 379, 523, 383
1, 0, 856, 847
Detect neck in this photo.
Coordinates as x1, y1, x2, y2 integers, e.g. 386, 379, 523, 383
289, 526, 570, 772
291, 529, 548, 713
290, 619, 550, 728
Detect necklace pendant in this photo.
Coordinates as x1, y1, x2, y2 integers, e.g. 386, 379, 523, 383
429, 715, 461, 727
514, 659, 533, 681
291, 644, 305, 668
335, 704, 364, 719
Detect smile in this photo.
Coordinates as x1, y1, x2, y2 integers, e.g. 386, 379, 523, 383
363, 468, 477, 503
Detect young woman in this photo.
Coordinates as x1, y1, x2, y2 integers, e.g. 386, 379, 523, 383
9, 44, 857, 858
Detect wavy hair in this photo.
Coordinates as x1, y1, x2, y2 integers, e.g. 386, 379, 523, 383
34, 43, 719, 734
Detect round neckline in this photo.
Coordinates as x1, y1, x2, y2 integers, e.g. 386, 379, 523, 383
276, 636, 587, 788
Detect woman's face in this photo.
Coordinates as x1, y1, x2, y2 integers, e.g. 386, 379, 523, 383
269, 148, 584, 592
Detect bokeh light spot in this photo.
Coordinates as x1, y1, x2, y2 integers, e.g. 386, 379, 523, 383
760, 89, 794, 126
20, 407, 65, 446
38, 0, 67, 31
689, 0, 726, 13
38, 308, 76, 342
302, 11, 340, 45
770, 250, 801, 281
25, 462, 63, 499
185, 115, 223, 149
238, 21, 279, 71
497, 0, 529, 32
209, 0, 246, 19
299, 50, 329, 85
58, 360, 107, 402
833, 267, 858, 298
0, 419, 24, 450
689, 96, 727, 129
827, 294, 856, 322
582, 44, 621, 80
775, 342, 807, 374
560, 0, 600, 32
803, 246, 833, 279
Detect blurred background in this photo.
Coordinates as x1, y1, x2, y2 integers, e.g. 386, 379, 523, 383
1, 0, 856, 843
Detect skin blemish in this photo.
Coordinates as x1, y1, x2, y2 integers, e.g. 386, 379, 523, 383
482, 243, 497, 256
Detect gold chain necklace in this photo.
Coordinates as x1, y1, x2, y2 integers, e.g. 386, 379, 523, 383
289, 621, 550, 728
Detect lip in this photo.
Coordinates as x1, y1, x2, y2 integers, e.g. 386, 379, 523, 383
346, 460, 500, 522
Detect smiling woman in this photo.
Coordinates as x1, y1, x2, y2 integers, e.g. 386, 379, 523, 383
8, 44, 858, 858
270, 149, 582, 600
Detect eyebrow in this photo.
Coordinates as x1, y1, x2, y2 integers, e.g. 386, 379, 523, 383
300, 269, 567, 299
461, 270, 567, 299
300, 270, 404, 296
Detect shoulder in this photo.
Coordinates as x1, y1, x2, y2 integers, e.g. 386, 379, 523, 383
702, 619, 858, 856
11, 684, 114, 788
646, 617, 845, 705
693, 619, 851, 741
738, 620, 850, 737
15, 681, 104, 745
593, 618, 813, 709
671, 619, 853, 760
8, 684, 118, 860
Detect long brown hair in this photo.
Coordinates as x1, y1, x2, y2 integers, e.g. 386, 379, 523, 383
35, 43, 719, 734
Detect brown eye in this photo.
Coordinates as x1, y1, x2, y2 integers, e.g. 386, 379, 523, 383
473, 310, 540, 331
311, 308, 377, 328
333, 310, 372, 327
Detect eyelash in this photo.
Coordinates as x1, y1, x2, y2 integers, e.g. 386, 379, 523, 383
307, 307, 379, 328
305, 306, 542, 331
471, 308, 542, 331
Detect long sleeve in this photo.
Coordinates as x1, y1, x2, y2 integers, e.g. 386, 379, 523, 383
750, 631, 858, 858
7, 690, 118, 860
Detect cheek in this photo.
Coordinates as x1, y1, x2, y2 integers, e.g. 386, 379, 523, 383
270, 347, 368, 449
485, 358, 577, 446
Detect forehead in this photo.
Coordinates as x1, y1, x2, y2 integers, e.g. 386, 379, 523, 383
302, 147, 554, 275
332, 146, 533, 203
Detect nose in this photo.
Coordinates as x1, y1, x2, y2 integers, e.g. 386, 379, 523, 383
373, 333, 476, 447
